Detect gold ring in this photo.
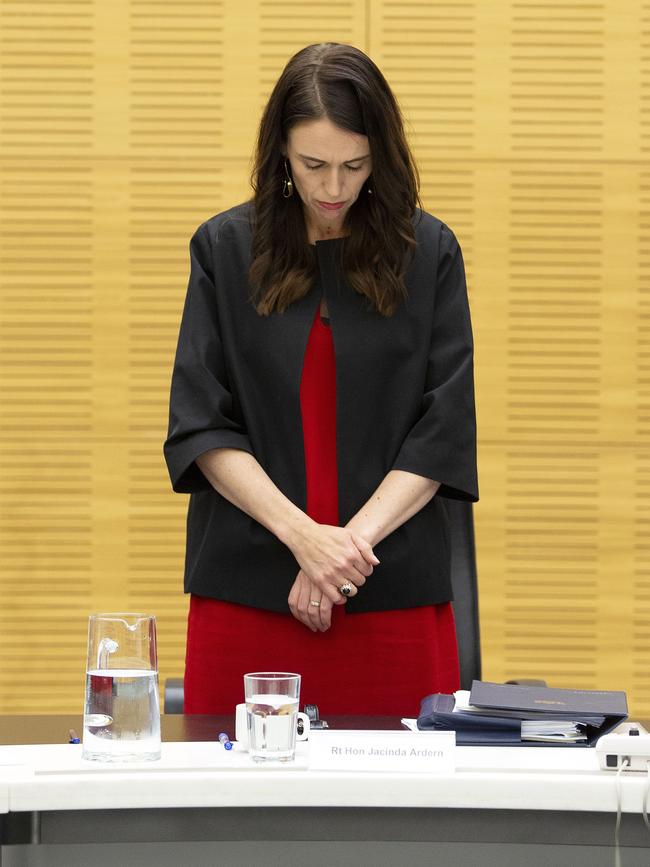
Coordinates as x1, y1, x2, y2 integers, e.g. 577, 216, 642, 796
309, 600, 321, 607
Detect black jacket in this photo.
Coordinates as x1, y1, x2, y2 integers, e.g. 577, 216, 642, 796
163, 200, 478, 613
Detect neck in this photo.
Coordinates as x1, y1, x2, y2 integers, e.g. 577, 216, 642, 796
305, 211, 348, 245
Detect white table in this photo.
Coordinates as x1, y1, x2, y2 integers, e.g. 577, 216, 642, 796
2, 739, 650, 867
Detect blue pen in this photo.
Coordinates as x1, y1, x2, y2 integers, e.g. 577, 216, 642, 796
218, 731, 233, 750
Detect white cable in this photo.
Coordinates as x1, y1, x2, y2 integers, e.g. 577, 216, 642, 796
614, 758, 629, 867
644, 761, 650, 832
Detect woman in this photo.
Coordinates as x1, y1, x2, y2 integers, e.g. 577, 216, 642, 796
163, 42, 478, 716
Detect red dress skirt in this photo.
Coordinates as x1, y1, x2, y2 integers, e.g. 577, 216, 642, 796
184, 306, 460, 716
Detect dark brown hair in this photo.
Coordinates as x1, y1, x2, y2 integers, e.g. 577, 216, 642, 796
247, 42, 424, 317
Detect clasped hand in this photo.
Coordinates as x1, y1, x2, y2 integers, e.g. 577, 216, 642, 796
287, 524, 379, 633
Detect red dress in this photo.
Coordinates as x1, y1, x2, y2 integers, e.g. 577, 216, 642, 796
184, 305, 460, 716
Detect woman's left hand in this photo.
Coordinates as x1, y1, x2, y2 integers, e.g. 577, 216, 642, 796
288, 569, 335, 633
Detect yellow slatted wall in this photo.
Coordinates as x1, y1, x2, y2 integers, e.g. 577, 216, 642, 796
0, 0, 646, 713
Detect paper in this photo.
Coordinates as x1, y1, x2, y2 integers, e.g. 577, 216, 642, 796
453, 691, 587, 741
309, 730, 455, 773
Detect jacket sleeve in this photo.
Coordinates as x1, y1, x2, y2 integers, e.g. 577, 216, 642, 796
391, 223, 478, 502
163, 222, 254, 493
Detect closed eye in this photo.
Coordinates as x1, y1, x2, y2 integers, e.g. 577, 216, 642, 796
306, 164, 363, 172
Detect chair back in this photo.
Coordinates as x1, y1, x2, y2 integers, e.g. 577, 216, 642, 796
445, 499, 481, 690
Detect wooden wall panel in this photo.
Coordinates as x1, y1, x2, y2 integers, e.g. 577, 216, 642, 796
0, 0, 647, 715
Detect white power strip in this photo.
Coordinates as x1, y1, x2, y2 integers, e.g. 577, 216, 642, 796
596, 722, 650, 771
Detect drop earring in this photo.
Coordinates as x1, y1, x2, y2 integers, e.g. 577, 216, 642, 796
282, 158, 294, 198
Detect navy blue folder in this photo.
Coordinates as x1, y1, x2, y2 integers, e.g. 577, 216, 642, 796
417, 682, 628, 747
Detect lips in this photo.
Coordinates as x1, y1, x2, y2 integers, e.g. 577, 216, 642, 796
318, 201, 346, 210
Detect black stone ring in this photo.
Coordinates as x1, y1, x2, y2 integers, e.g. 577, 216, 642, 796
339, 582, 353, 597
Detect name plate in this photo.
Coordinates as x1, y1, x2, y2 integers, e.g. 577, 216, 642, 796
308, 730, 455, 773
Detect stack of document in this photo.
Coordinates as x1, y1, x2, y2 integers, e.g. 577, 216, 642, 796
453, 690, 591, 742
417, 681, 628, 747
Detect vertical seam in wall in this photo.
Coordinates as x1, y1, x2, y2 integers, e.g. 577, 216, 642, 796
364, 0, 370, 54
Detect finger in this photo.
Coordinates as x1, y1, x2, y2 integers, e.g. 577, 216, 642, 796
289, 596, 310, 629
339, 564, 367, 589
354, 560, 374, 578
318, 595, 333, 631
308, 587, 329, 632
316, 575, 358, 601
306, 601, 322, 629
336, 578, 359, 598
288, 575, 304, 616
290, 572, 318, 632
296, 576, 319, 633
351, 533, 381, 566
288, 582, 299, 611
342, 548, 373, 579
318, 580, 349, 606
306, 584, 324, 630
340, 550, 372, 586
315, 571, 360, 603
292, 601, 316, 632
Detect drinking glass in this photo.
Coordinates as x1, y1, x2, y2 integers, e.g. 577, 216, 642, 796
82, 612, 161, 762
244, 672, 301, 762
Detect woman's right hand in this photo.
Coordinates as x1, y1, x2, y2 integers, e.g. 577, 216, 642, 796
288, 522, 380, 606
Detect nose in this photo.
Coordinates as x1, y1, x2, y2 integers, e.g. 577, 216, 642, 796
323, 167, 344, 200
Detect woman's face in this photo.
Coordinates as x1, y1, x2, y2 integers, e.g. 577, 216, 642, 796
284, 117, 372, 239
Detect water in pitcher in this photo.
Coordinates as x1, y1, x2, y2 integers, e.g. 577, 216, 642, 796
83, 668, 161, 761
246, 693, 299, 761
